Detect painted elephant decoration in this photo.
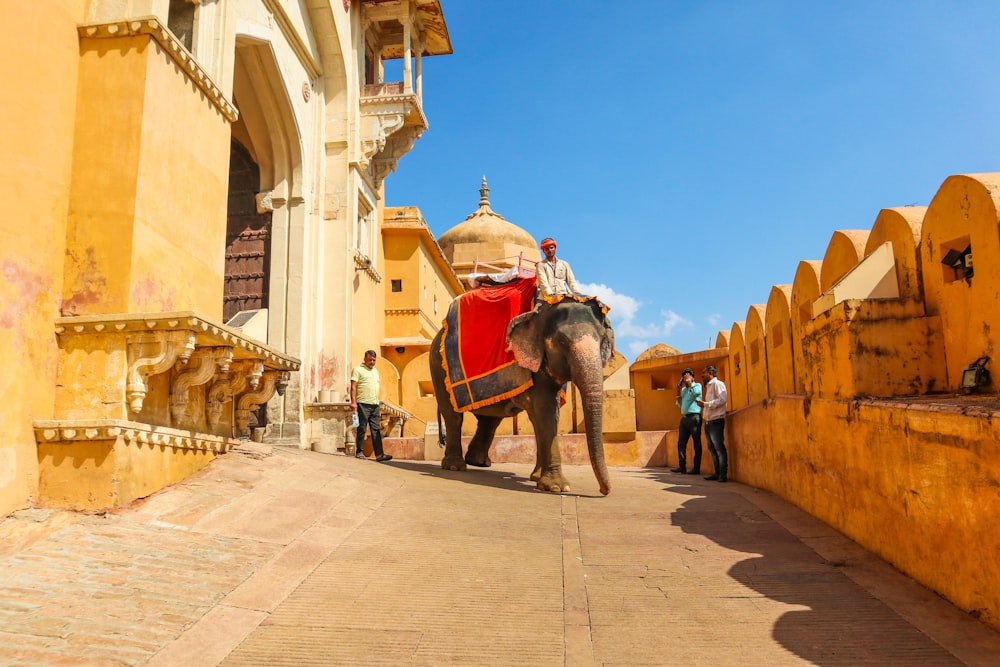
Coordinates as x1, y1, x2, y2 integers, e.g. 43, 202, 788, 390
429, 297, 615, 495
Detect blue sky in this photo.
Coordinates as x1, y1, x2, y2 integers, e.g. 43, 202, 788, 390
384, 1, 1000, 361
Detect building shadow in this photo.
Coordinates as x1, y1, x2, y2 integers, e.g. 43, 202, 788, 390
638, 469, 963, 666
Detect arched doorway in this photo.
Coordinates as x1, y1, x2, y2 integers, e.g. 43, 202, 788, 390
224, 139, 272, 322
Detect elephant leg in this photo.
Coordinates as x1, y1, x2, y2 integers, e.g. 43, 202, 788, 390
440, 410, 467, 472
465, 415, 502, 467
528, 388, 570, 493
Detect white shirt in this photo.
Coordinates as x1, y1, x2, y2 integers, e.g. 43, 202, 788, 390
535, 257, 580, 299
702, 376, 728, 421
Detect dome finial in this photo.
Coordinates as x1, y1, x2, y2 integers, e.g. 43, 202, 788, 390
479, 176, 490, 207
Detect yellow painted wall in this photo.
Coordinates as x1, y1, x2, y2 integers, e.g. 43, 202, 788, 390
745, 304, 768, 404
631, 363, 677, 431
765, 285, 794, 395
819, 230, 869, 292
799, 299, 947, 398
38, 436, 218, 511
727, 321, 749, 409
0, 1, 84, 516
728, 396, 1000, 632
922, 174, 1000, 388
790, 260, 822, 393
867, 207, 926, 305
65, 32, 230, 318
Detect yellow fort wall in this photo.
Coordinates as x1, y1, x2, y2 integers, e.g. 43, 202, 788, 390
729, 396, 1000, 629
721, 170, 1000, 631
764, 285, 794, 395
65, 29, 230, 318
744, 304, 769, 404
790, 260, 822, 394
0, 1, 84, 516
867, 207, 927, 304
921, 174, 1000, 385
727, 321, 749, 410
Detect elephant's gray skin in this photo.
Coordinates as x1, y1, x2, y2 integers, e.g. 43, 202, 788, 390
429, 298, 615, 495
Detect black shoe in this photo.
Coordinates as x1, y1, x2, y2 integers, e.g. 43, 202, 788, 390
718, 476, 727, 483
686, 469, 700, 475
704, 474, 719, 481
376, 454, 393, 462
669, 467, 685, 473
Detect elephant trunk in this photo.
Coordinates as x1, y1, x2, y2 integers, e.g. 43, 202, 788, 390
569, 335, 611, 496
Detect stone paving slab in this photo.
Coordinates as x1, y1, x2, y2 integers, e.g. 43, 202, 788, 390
1, 448, 999, 666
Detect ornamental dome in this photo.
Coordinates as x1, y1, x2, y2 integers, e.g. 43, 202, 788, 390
437, 178, 540, 275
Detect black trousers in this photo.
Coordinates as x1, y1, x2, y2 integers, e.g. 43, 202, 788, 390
704, 417, 727, 473
356, 402, 384, 457
677, 413, 702, 471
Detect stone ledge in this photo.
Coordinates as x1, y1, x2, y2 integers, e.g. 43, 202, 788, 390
54, 311, 299, 371
33, 419, 237, 455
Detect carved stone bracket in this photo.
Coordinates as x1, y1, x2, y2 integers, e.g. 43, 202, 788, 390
205, 359, 263, 428
234, 370, 290, 436
54, 311, 299, 430
359, 91, 427, 185
127, 330, 197, 413
170, 347, 234, 425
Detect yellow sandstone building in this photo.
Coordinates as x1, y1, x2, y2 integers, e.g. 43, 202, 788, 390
2, 0, 452, 510
2, 0, 1000, 637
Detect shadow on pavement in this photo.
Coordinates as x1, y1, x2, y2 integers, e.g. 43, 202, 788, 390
638, 468, 966, 667
384, 459, 609, 498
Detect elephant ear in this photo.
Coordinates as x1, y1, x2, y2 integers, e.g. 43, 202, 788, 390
506, 310, 543, 372
592, 303, 616, 367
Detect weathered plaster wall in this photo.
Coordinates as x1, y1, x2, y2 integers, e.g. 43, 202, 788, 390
921, 174, 1000, 386
764, 285, 794, 395
867, 206, 926, 304
745, 304, 769, 404
727, 321, 749, 409
0, 1, 84, 516
728, 396, 1000, 630
790, 260, 822, 393
65, 32, 230, 317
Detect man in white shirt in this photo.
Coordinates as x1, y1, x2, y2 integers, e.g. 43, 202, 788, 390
535, 237, 581, 300
697, 365, 728, 482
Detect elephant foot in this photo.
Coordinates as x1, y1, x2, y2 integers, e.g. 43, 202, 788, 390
441, 456, 467, 472
536, 473, 571, 494
465, 453, 492, 468
529, 465, 543, 482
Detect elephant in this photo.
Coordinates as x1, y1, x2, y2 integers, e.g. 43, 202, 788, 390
429, 297, 615, 495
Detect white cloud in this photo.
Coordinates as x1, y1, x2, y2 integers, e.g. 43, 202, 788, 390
579, 283, 695, 358
706, 313, 721, 327
660, 309, 693, 337
578, 282, 639, 322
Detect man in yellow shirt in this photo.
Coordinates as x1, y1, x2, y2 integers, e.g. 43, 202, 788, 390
350, 350, 392, 462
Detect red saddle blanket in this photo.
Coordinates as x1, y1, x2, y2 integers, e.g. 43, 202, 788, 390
440, 278, 537, 412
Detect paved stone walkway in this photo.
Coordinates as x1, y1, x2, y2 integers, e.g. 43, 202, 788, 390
1, 446, 998, 666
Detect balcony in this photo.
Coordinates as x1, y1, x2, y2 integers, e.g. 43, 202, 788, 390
359, 81, 427, 186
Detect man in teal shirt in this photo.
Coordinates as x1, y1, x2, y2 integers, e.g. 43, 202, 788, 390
670, 368, 703, 474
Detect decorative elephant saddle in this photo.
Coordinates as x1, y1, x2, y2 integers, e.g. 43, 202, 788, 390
439, 278, 537, 412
